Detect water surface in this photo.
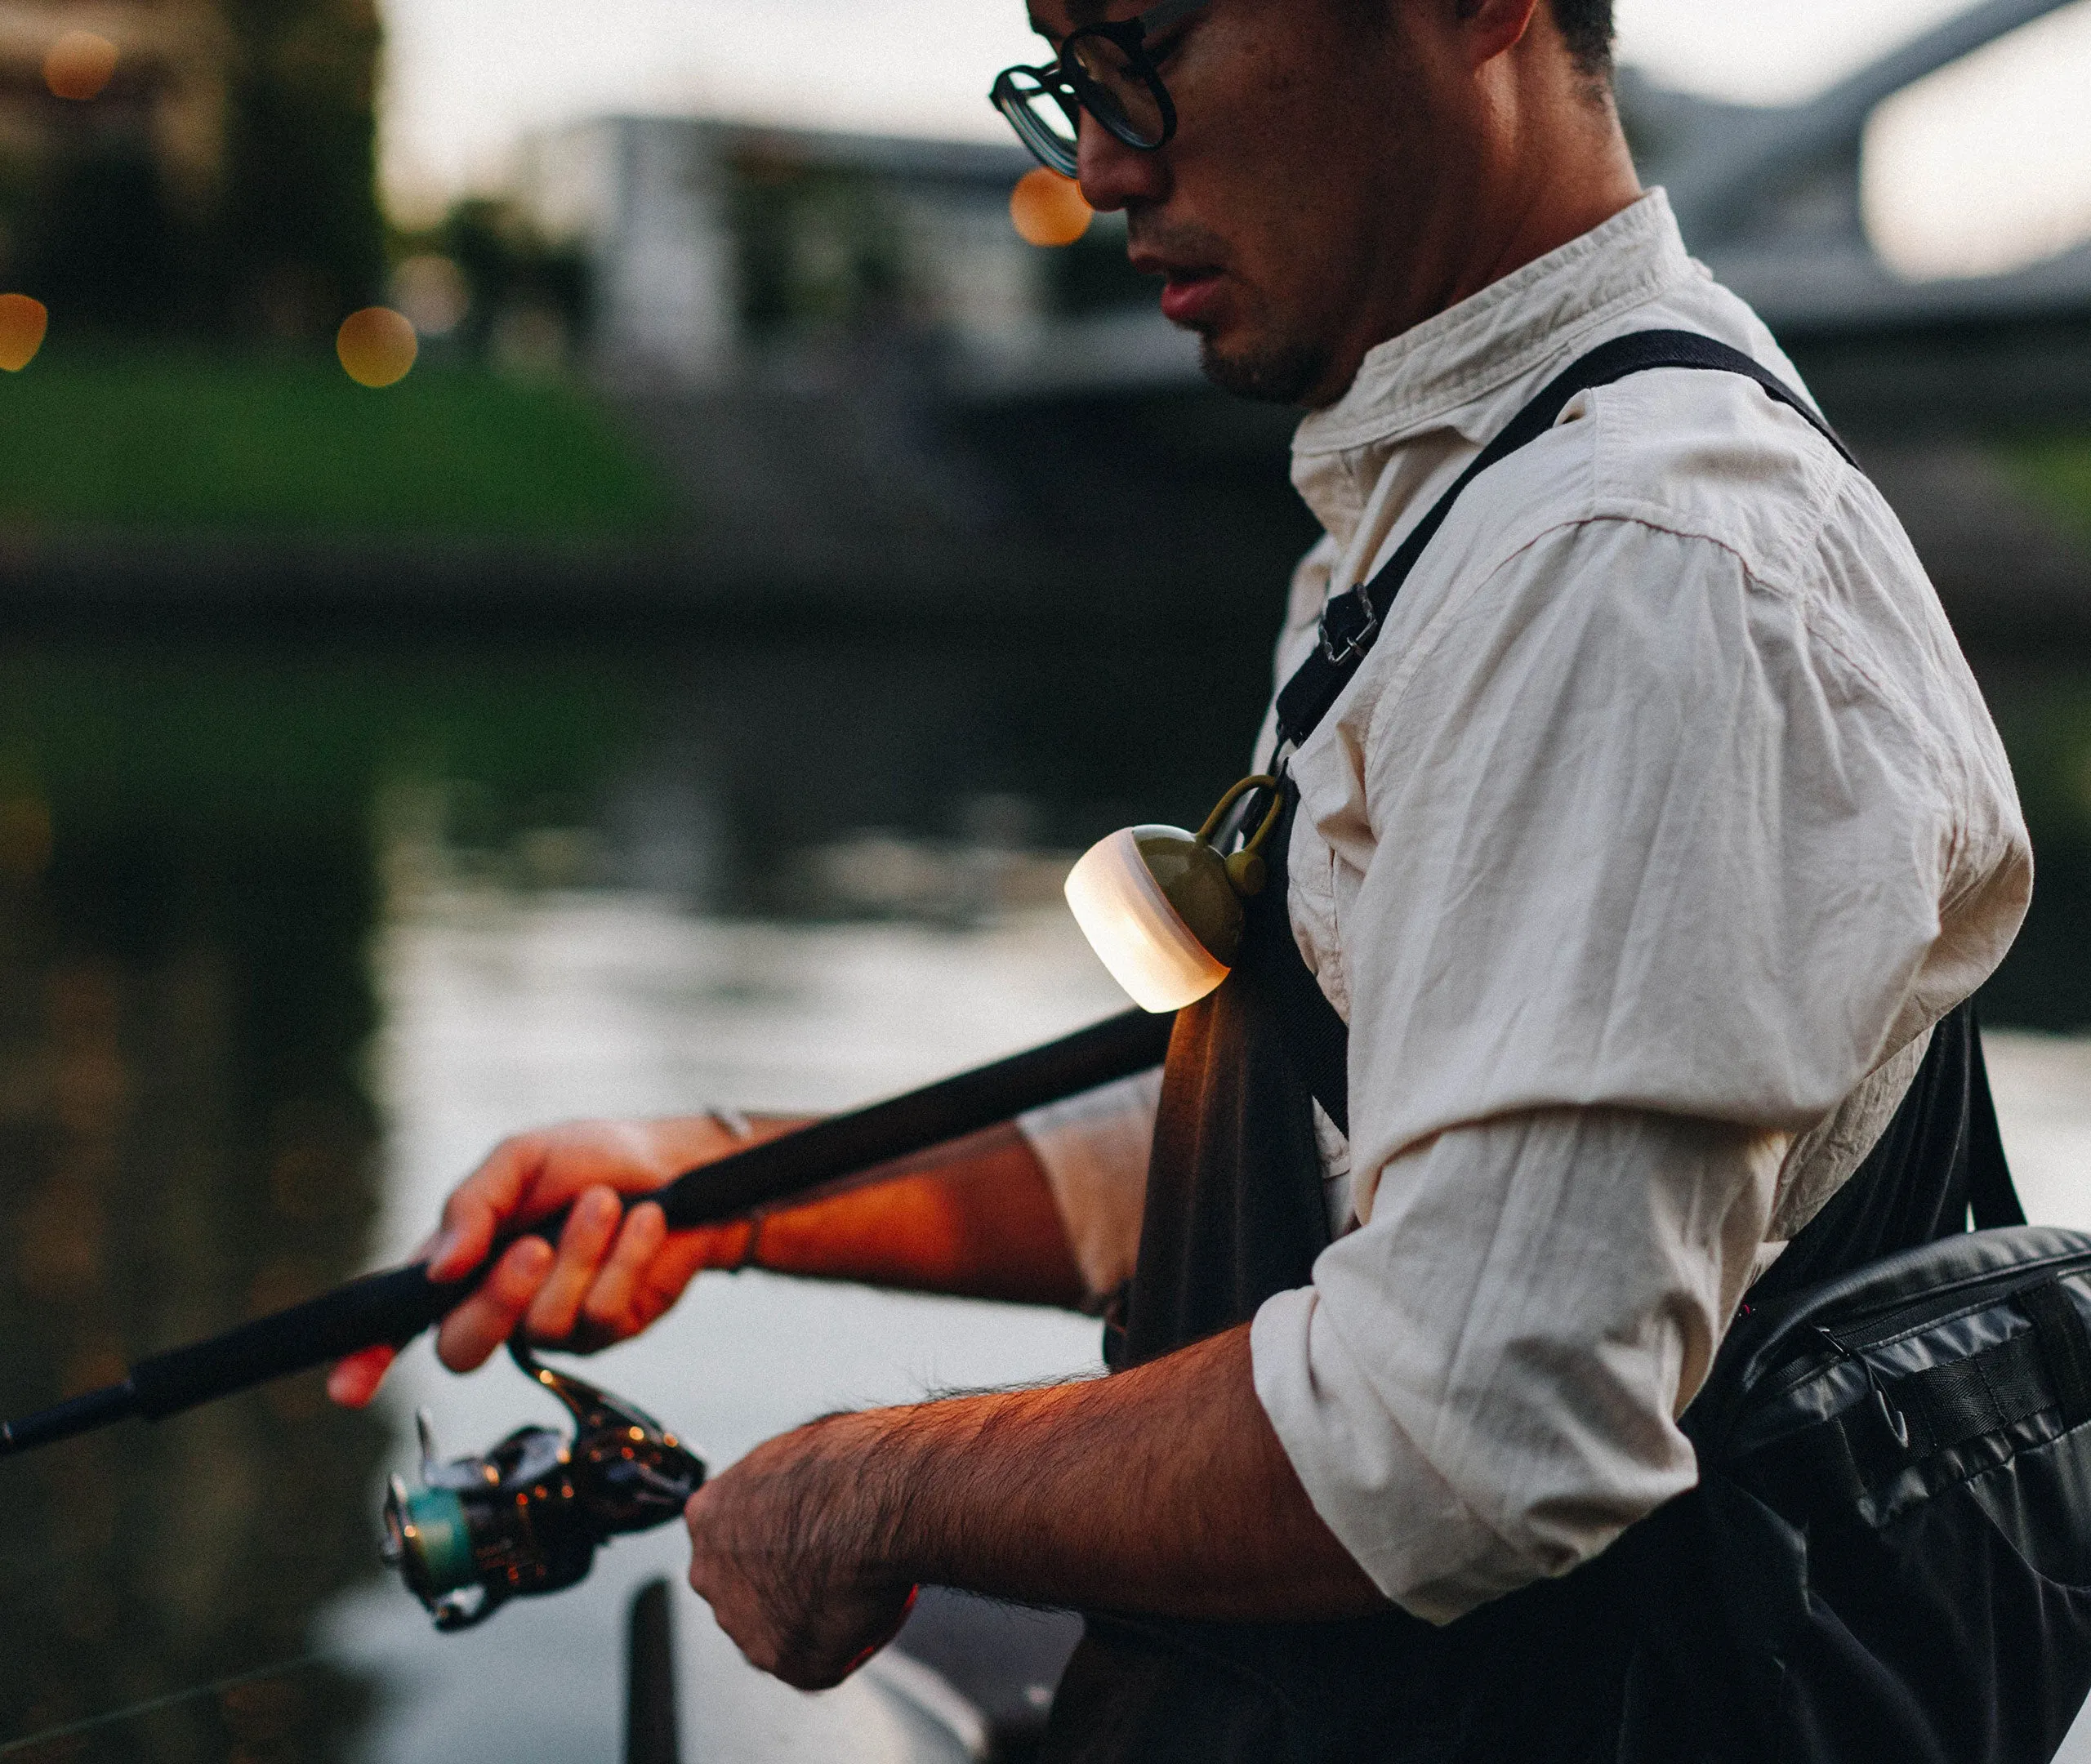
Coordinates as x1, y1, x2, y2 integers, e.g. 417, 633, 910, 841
2, 630, 2089, 1759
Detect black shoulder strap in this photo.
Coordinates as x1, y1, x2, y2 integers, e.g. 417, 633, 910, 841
1966, 1014, 2026, 1231
1273, 330, 1857, 751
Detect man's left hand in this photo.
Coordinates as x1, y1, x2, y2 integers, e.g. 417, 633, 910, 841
684, 1413, 921, 1690
684, 1328, 1382, 1688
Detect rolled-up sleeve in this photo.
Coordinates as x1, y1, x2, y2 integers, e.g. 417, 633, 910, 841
1250, 504, 2026, 1619
1253, 1107, 1788, 1623
1019, 1069, 1161, 1301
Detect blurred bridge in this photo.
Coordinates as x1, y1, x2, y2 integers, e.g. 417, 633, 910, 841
1635, 0, 2091, 433
489, 3, 2091, 648
532, 0, 2091, 432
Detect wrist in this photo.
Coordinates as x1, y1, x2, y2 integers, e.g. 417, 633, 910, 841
802, 1408, 935, 1586
692, 1217, 761, 1272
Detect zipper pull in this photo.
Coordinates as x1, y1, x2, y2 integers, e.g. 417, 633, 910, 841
1817, 1325, 1911, 1450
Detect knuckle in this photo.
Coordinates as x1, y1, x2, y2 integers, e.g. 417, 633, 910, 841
579, 1293, 626, 1334
525, 1287, 573, 1330
497, 1246, 547, 1294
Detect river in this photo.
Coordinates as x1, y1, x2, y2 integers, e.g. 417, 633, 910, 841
0, 630, 2088, 1759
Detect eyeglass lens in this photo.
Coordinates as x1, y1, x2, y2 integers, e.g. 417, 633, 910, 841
996, 71, 1081, 175
1063, 33, 1168, 149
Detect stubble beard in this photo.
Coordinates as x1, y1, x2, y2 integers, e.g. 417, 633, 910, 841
1193, 329, 1331, 407
1130, 213, 1331, 407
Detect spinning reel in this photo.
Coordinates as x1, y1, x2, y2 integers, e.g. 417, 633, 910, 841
381, 1340, 705, 1630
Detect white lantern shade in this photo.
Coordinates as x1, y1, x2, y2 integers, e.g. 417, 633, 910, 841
1063, 826, 1231, 1013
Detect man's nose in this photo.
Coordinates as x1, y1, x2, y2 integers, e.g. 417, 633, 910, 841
1077, 114, 1169, 213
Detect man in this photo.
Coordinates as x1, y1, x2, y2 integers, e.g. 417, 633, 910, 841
332, 0, 2031, 1757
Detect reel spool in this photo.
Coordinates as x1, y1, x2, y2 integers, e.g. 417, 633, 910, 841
381, 1340, 705, 1631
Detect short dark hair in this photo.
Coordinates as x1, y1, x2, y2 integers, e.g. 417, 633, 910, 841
1551, 0, 1615, 77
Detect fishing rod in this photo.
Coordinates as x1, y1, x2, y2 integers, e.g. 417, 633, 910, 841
0, 1006, 1172, 1461
0, 787, 1273, 1632
3, 1005, 1173, 1630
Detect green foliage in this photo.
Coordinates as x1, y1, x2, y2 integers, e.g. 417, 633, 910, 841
1972, 662, 2091, 1031
395, 198, 591, 363
733, 160, 905, 337
2004, 434, 2091, 546
0, 0, 383, 339
0, 351, 675, 535
216, 0, 388, 333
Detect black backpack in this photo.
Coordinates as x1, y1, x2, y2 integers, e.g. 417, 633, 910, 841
1616, 1010, 2091, 1764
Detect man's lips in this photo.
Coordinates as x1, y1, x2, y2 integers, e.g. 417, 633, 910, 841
1157, 268, 1225, 328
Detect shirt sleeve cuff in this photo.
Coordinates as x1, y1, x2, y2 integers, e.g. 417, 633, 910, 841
1018, 1068, 1161, 1302
1251, 1286, 1542, 1625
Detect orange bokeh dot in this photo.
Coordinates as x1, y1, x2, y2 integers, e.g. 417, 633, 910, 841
1010, 168, 1093, 248
337, 306, 417, 388
44, 31, 118, 102
0, 295, 49, 372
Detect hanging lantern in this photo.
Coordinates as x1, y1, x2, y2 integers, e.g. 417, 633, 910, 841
1064, 776, 1284, 1013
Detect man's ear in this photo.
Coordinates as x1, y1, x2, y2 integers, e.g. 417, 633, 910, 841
1451, 0, 1541, 64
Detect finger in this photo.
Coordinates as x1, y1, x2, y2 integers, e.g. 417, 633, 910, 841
581, 1202, 670, 1339
435, 1236, 556, 1372
631, 1227, 720, 1325
526, 1185, 626, 1343
328, 1344, 395, 1409
429, 1138, 546, 1281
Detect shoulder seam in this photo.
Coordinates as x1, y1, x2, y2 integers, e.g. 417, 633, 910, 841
1588, 369, 1848, 592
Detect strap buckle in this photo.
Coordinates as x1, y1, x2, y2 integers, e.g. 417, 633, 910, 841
1317, 590, 1380, 666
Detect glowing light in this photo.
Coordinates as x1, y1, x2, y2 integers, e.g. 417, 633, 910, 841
1010, 167, 1093, 247
337, 306, 418, 388
1064, 827, 1230, 1013
0, 296, 48, 372
43, 31, 118, 101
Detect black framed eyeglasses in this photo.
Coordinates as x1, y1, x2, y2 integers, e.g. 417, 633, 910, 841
990, 0, 1211, 178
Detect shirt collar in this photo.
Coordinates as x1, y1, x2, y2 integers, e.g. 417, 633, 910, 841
1290, 189, 1696, 548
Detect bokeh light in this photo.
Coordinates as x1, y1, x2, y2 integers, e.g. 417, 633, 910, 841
1010, 168, 1093, 248
42, 31, 118, 102
336, 306, 418, 388
0, 295, 49, 372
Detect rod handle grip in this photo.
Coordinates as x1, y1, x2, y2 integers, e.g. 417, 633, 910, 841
127, 1263, 475, 1421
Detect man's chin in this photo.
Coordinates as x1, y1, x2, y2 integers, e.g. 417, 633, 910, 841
1193, 332, 1329, 408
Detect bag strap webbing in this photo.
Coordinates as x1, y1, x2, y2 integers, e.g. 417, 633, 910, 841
1966, 1016, 2026, 1231
2021, 1281, 2091, 1430
1273, 330, 1857, 751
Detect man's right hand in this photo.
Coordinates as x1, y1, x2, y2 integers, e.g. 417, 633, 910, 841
327, 1114, 796, 1410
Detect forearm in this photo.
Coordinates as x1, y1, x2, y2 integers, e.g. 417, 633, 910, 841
698, 1325, 1383, 1627
729, 1121, 1090, 1309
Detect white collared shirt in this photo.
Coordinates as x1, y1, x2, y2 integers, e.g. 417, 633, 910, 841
1021, 191, 2031, 1621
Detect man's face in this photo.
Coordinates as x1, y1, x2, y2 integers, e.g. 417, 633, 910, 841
1027, 0, 1461, 408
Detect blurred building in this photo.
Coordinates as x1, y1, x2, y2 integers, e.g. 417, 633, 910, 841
0, 0, 382, 336
515, 116, 1160, 389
